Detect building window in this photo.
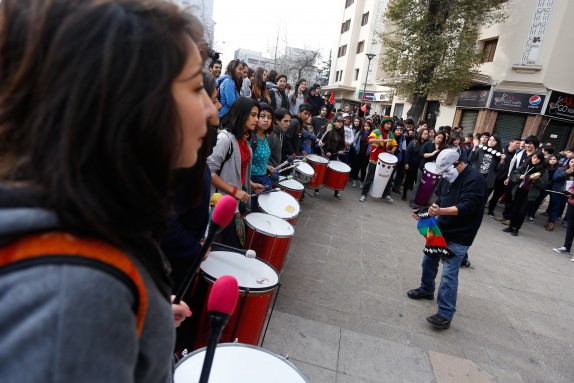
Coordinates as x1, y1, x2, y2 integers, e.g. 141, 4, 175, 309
356, 41, 364, 54
481, 38, 498, 63
335, 70, 344, 82
341, 19, 351, 34
354, 69, 359, 80
345, 0, 354, 8
361, 12, 369, 26
337, 44, 347, 58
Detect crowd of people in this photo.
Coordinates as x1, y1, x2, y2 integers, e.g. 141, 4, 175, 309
1, 0, 573, 381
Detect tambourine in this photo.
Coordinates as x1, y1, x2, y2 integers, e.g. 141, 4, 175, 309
477, 144, 502, 157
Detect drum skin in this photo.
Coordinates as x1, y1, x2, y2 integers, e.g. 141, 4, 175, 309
258, 191, 300, 226
370, 153, 397, 198
323, 161, 351, 191
306, 154, 328, 189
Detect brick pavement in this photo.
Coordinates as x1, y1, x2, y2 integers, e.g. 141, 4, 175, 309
261, 184, 574, 383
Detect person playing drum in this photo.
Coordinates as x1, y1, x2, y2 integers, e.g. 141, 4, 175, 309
250, 102, 277, 192
318, 115, 347, 200
359, 116, 397, 203
208, 97, 265, 248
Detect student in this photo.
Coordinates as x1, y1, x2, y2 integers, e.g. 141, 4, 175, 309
0, 0, 215, 381
217, 59, 243, 119
359, 116, 397, 203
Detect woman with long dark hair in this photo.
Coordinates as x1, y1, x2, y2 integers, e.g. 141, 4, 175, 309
0, 0, 215, 380
207, 97, 265, 247
319, 116, 347, 199
251, 67, 271, 103
411, 131, 446, 205
504, 152, 548, 236
350, 120, 372, 188
250, 102, 275, 191
217, 59, 244, 118
289, 78, 307, 116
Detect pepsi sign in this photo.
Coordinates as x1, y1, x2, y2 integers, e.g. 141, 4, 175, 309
489, 91, 545, 114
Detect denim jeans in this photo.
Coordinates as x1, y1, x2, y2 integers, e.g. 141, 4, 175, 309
419, 242, 469, 321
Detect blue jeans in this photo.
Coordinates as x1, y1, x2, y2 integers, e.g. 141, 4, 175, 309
419, 242, 469, 321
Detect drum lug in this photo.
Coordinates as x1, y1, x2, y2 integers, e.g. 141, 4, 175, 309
283, 353, 289, 360
181, 349, 188, 357
233, 338, 239, 343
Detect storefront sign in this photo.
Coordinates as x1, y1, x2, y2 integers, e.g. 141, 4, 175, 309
358, 92, 392, 102
544, 90, 574, 122
489, 91, 545, 114
456, 88, 490, 108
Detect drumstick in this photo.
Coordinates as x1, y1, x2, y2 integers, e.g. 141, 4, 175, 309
211, 242, 256, 258
546, 189, 572, 196
250, 188, 280, 197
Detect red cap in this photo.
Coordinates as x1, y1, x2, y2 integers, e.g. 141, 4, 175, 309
207, 275, 239, 315
211, 195, 236, 227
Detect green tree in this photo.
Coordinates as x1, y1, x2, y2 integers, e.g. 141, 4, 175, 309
378, 0, 508, 122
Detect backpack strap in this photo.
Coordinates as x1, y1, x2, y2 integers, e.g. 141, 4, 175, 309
0, 232, 148, 337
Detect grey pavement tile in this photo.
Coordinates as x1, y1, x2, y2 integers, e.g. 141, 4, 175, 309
336, 373, 378, 383
490, 285, 573, 320
519, 309, 574, 342
278, 271, 323, 304
477, 364, 525, 383
283, 254, 326, 280
312, 305, 363, 334
498, 305, 535, 334
316, 279, 363, 314
454, 294, 514, 326
305, 217, 336, 235
321, 258, 364, 286
274, 295, 316, 320
289, 242, 330, 262
361, 273, 403, 298
519, 331, 574, 383
483, 347, 551, 383
361, 291, 409, 330
262, 311, 341, 370
331, 237, 363, 253
290, 359, 337, 383
337, 329, 435, 383
428, 350, 496, 383
295, 227, 333, 247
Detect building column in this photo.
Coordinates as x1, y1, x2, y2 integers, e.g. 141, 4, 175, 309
522, 115, 544, 137
476, 109, 498, 134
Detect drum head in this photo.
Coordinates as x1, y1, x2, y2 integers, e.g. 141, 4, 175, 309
258, 191, 300, 219
278, 175, 287, 182
424, 162, 439, 174
245, 212, 294, 237
296, 162, 314, 176
327, 160, 351, 173
279, 179, 304, 191
200, 251, 279, 289
174, 343, 309, 382
305, 154, 328, 164
378, 152, 398, 165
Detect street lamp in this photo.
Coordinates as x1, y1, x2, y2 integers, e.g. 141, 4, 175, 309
361, 53, 376, 114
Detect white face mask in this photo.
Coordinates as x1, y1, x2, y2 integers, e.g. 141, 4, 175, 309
441, 164, 459, 183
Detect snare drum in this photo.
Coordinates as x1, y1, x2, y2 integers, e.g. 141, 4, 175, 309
293, 162, 314, 184
414, 162, 440, 207
245, 213, 294, 273
258, 190, 300, 225
324, 161, 351, 191
278, 179, 305, 201
174, 343, 309, 383
306, 154, 329, 189
191, 251, 279, 348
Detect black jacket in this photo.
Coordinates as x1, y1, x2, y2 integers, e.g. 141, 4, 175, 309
436, 165, 487, 246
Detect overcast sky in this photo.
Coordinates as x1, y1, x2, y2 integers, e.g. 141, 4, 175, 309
212, 0, 341, 64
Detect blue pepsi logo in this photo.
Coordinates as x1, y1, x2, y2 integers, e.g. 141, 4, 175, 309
529, 95, 542, 106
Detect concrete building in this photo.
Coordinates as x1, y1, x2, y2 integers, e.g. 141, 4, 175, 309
234, 47, 322, 86
386, 0, 574, 149
324, 0, 393, 115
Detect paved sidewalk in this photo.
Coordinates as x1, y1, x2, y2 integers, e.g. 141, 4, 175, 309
261, 184, 574, 383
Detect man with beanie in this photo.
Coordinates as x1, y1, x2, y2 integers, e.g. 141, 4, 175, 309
359, 116, 397, 202
407, 149, 487, 329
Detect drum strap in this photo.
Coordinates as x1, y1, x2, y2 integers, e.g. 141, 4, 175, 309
0, 232, 148, 337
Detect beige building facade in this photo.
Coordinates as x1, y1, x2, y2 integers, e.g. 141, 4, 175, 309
324, 0, 393, 115
387, 0, 574, 149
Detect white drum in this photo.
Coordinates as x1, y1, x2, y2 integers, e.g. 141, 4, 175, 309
370, 152, 398, 198
174, 343, 309, 383
201, 251, 279, 289
258, 190, 300, 225
293, 162, 315, 184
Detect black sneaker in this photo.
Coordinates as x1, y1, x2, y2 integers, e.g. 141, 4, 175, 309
426, 313, 451, 329
407, 288, 434, 300
334, 192, 342, 200
487, 211, 495, 218
502, 226, 513, 233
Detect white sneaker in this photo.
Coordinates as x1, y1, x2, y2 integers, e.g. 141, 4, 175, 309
553, 247, 570, 254
351, 180, 357, 187
359, 195, 366, 202
383, 195, 394, 204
